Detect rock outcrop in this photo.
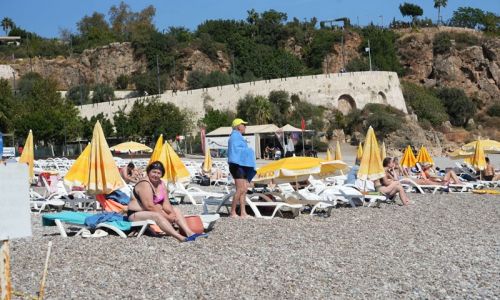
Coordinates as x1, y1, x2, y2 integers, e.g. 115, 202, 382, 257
396, 27, 499, 107
10, 42, 147, 89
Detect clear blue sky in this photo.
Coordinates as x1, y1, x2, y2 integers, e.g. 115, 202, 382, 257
1, 0, 498, 38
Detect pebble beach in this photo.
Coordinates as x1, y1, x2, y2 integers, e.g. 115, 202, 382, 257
10, 192, 500, 299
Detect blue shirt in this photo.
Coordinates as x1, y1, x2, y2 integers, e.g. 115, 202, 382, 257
228, 130, 256, 168
346, 165, 360, 185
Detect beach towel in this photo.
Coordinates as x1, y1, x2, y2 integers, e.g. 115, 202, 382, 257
43, 211, 132, 231
228, 130, 256, 168
105, 189, 130, 205
84, 212, 130, 230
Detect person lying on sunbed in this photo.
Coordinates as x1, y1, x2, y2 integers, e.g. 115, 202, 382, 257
127, 161, 207, 242
420, 162, 462, 185
373, 157, 410, 206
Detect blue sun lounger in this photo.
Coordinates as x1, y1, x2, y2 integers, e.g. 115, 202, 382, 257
42, 211, 153, 238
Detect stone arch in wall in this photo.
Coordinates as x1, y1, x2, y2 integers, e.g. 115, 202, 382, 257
377, 91, 388, 104
337, 94, 357, 115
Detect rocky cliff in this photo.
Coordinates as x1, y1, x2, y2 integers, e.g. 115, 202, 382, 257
396, 27, 499, 107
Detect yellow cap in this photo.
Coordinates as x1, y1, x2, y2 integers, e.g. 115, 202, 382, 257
232, 118, 248, 127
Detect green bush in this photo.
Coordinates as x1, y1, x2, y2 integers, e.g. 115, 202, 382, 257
200, 109, 234, 132
132, 72, 165, 96
433, 32, 452, 55
435, 87, 476, 127
187, 71, 232, 89
115, 74, 129, 90
487, 103, 500, 117
402, 81, 448, 126
66, 85, 90, 105
362, 104, 405, 138
92, 83, 115, 103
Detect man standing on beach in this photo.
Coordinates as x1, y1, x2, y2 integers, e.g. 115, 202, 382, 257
227, 118, 256, 218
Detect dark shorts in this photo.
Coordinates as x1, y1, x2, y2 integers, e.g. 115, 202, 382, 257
483, 175, 494, 181
229, 163, 248, 180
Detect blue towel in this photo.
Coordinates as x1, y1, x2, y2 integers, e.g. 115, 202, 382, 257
42, 211, 131, 231
105, 190, 130, 205
84, 212, 130, 230
228, 130, 256, 168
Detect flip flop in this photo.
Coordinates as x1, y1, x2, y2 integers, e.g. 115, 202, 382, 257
81, 229, 92, 238
91, 229, 109, 238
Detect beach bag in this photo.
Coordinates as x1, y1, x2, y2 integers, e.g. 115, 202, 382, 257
180, 215, 204, 235
199, 175, 210, 186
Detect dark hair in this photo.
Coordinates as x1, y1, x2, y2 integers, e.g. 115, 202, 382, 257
382, 157, 393, 167
127, 162, 135, 169
485, 157, 490, 163
147, 161, 165, 177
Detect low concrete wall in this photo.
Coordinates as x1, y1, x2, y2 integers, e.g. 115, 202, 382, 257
79, 71, 407, 121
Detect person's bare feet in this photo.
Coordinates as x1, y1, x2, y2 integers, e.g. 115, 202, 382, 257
230, 214, 240, 219
240, 214, 254, 219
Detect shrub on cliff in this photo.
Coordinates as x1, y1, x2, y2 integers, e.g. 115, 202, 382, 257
92, 83, 115, 103
401, 81, 448, 126
362, 103, 405, 138
487, 103, 500, 117
435, 87, 476, 127
66, 84, 90, 105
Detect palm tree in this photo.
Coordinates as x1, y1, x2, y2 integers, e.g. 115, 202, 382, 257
1, 17, 14, 35
253, 96, 272, 125
434, 0, 448, 26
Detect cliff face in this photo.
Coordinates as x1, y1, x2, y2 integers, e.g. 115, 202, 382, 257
10, 42, 147, 89
396, 27, 499, 107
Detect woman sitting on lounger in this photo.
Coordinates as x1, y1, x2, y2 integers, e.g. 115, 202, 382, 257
127, 161, 207, 242
373, 157, 410, 206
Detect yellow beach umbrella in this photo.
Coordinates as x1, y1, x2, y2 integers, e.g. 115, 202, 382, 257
87, 121, 125, 194
415, 145, 434, 165
461, 139, 500, 153
400, 145, 417, 168
326, 148, 333, 161
203, 145, 212, 173
64, 143, 91, 188
380, 141, 387, 160
449, 148, 473, 159
356, 142, 363, 162
19, 129, 34, 181
159, 141, 190, 182
334, 140, 342, 161
255, 156, 348, 183
110, 141, 152, 153
470, 140, 486, 171
357, 127, 384, 181
148, 134, 164, 165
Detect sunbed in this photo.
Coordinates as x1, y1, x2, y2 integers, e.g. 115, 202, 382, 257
42, 211, 154, 238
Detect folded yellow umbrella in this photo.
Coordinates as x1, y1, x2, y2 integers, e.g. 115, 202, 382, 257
461, 139, 500, 153
19, 129, 34, 181
357, 126, 384, 181
326, 148, 332, 161
356, 142, 363, 162
148, 134, 164, 166
87, 121, 125, 194
110, 141, 152, 153
400, 145, 416, 168
334, 140, 342, 161
203, 145, 212, 173
415, 145, 434, 165
159, 142, 190, 182
255, 156, 348, 182
470, 139, 486, 171
64, 143, 91, 188
380, 141, 387, 160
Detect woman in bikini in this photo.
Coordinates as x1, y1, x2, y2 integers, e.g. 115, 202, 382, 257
373, 157, 410, 205
419, 162, 462, 185
127, 161, 207, 242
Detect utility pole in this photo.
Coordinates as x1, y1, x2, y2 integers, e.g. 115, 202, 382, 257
172, 57, 176, 92
156, 55, 161, 95
321, 18, 349, 72
231, 54, 236, 84
78, 69, 83, 105
11, 72, 15, 94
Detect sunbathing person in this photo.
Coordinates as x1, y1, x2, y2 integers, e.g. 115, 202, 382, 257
420, 162, 462, 185
482, 157, 500, 181
120, 162, 140, 184
374, 157, 410, 205
127, 161, 207, 242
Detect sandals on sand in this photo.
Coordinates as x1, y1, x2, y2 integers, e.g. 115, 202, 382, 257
81, 229, 109, 238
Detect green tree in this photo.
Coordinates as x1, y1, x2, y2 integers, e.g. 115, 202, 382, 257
76, 12, 114, 49
200, 109, 233, 132
399, 2, 424, 26
0, 79, 14, 132
108, 1, 133, 40
81, 113, 114, 140
362, 104, 405, 138
434, 0, 448, 25
92, 83, 115, 103
449, 7, 484, 29
113, 108, 133, 139
115, 74, 129, 90
12, 75, 82, 144
1, 17, 14, 35
236, 94, 272, 125
435, 88, 476, 127
360, 26, 404, 75
268, 90, 290, 126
